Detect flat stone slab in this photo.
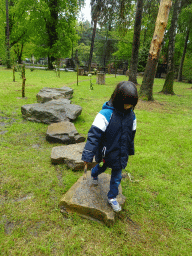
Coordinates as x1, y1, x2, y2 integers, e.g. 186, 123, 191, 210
36, 87, 73, 103
46, 121, 85, 144
21, 99, 82, 124
59, 171, 126, 226
51, 142, 96, 170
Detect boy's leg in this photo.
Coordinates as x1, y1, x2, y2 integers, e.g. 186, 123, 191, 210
107, 169, 122, 212
107, 169, 122, 199
91, 163, 107, 178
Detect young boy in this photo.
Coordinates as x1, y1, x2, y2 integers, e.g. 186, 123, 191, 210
82, 81, 138, 212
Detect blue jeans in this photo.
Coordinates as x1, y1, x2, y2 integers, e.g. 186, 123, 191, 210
91, 163, 122, 199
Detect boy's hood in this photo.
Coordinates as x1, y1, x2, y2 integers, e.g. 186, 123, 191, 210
102, 101, 133, 115
102, 101, 114, 110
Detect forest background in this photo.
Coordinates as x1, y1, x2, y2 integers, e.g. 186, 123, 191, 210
1, 0, 192, 89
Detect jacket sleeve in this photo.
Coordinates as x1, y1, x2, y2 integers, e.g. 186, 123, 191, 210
129, 112, 136, 155
81, 112, 110, 163
81, 125, 104, 162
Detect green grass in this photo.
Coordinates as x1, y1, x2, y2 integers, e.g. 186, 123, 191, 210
0, 67, 192, 255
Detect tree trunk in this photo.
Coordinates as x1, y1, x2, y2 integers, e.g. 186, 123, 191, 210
129, 0, 143, 84
88, 17, 97, 71
161, 0, 181, 95
97, 73, 105, 84
5, 0, 11, 69
48, 55, 55, 70
139, 0, 172, 101
177, 27, 190, 82
13, 66, 15, 82
22, 65, 26, 98
14, 43, 24, 64
103, 23, 113, 71
46, 0, 58, 70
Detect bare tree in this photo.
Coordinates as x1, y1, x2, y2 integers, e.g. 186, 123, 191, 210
139, 0, 172, 101
160, 0, 182, 94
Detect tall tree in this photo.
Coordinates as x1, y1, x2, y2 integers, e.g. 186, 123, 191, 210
9, 0, 33, 64
96, 0, 119, 68
177, 3, 192, 81
27, 0, 83, 69
46, 0, 58, 69
5, 0, 11, 68
160, 0, 182, 95
129, 0, 144, 84
88, 0, 132, 70
139, 0, 172, 101
0, 0, 84, 66
177, 27, 190, 81
88, 0, 104, 70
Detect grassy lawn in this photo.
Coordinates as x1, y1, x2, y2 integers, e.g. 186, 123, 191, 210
0, 67, 191, 255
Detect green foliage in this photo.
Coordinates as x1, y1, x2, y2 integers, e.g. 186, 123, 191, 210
140, 0, 159, 46
0, 0, 81, 67
113, 30, 133, 62
74, 43, 91, 66
29, 0, 79, 64
173, 3, 192, 67
76, 20, 92, 46
0, 0, 6, 64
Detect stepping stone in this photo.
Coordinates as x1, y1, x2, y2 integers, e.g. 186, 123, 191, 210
36, 87, 73, 103
21, 99, 82, 124
59, 171, 126, 226
46, 121, 85, 144
51, 142, 96, 170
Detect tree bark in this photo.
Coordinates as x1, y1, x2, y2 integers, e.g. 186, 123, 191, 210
14, 43, 24, 64
103, 23, 113, 70
129, 0, 143, 84
88, 17, 97, 71
97, 73, 105, 84
177, 27, 190, 82
46, 0, 58, 70
161, 0, 182, 95
139, 0, 172, 101
5, 0, 11, 69
22, 65, 26, 98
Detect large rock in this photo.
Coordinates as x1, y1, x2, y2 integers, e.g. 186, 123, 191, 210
21, 99, 82, 124
46, 121, 85, 144
59, 171, 126, 226
36, 87, 73, 103
51, 142, 96, 170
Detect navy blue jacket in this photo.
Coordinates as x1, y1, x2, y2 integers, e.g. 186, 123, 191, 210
81, 101, 136, 170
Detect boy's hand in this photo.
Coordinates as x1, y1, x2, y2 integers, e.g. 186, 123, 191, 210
83, 162, 88, 180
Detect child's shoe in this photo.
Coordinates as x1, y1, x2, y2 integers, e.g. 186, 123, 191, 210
91, 168, 98, 185
91, 176, 98, 185
108, 198, 121, 212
